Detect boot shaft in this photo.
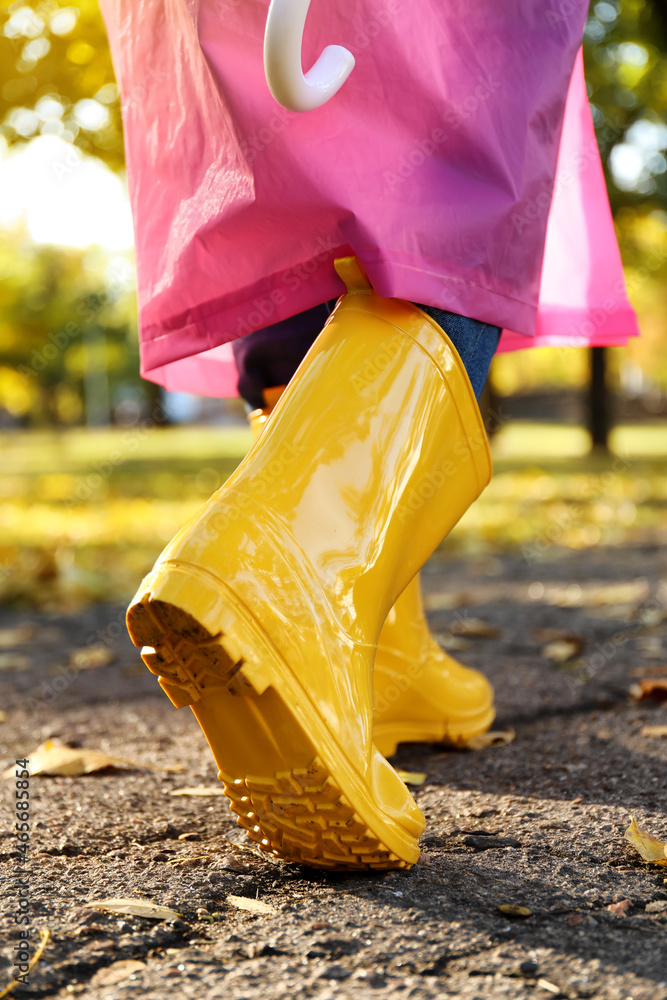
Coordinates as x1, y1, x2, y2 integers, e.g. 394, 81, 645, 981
168, 276, 491, 642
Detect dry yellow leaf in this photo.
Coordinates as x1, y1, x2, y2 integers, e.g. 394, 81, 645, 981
624, 817, 667, 866
536, 979, 561, 995
423, 592, 468, 611
465, 729, 515, 751
166, 855, 210, 866
0, 711, 6, 724
170, 785, 226, 797
640, 725, 667, 738
226, 895, 278, 915
629, 679, 667, 702
435, 632, 470, 652
90, 961, 146, 987
0, 626, 33, 647
586, 580, 649, 606
396, 770, 427, 786
70, 645, 115, 670
498, 903, 531, 918
0, 653, 30, 671
631, 663, 667, 677
449, 618, 501, 639
542, 639, 583, 663
637, 637, 665, 660
2, 740, 182, 778
84, 898, 182, 920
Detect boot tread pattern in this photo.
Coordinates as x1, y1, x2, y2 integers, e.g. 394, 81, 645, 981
131, 599, 244, 705
127, 595, 411, 871
220, 764, 408, 870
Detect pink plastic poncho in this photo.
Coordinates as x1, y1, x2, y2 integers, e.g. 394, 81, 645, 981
100, 0, 639, 398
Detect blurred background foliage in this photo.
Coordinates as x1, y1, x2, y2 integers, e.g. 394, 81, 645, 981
1, 0, 121, 169
1, 0, 666, 610
0, 0, 666, 426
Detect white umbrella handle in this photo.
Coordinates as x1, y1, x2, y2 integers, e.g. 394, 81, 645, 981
263, 0, 355, 112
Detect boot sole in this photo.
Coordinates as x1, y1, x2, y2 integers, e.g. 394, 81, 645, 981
127, 562, 420, 871
373, 704, 496, 759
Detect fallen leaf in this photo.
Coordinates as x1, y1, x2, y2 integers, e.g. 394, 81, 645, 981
423, 592, 470, 611
434, 632, 470, 652
448, 618, 501, 639
0, 626, 33, 647
607, 899, 632, 916
225, 894, 277, 915
585, 580, 649, 606
177, 832, 201, 841
84, 898, 182, 920
90, 961, 146, 987
542, 639, 583, 663
0, 711, 6, 723
624, 817, 667, 866
637, 637, 665, 660
498, 903, 531, 918
0, 653, 30, 671
70, 645, 114, 670
533, 627, 584, 645
170, 785, 226, 797
631, 663, 667, 677
2, 740, 182, 778
536, 979, 561, 995
465, 729, 515, 751
629, 680, 667, 702
637, 607, 667, 627
396, 770, 426, 786
640, 725, 667, 738
166, 855, 210, 866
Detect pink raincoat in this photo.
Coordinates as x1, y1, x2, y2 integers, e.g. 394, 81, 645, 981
100, 0, 639, 397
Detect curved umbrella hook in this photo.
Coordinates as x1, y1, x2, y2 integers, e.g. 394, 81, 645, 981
263, 0, 355, 112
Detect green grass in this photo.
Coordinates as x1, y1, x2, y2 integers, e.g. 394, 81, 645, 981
1, 422, 665, 609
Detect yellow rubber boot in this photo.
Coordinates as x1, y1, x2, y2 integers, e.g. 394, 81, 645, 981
372, 576, 495, 756
249, 405, 495, 759
126, 258, 492, 871
247, 384, 287, 438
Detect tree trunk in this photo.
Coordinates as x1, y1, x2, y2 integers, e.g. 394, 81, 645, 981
588, 346, 611, 451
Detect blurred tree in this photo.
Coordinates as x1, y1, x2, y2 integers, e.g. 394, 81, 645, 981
1, 0, 123, 171
0, 233, 139, 426
584, 0, 667, 208
1, 0, 665, 206
1, 0, 666, 428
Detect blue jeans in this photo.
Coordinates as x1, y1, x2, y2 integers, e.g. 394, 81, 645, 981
232, 301, 500, 409
416, 304, 501, 399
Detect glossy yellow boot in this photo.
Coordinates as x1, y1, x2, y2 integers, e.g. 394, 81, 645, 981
373, 576, 494, 755
250, 402, 495, 759
126, 258, 492, 870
